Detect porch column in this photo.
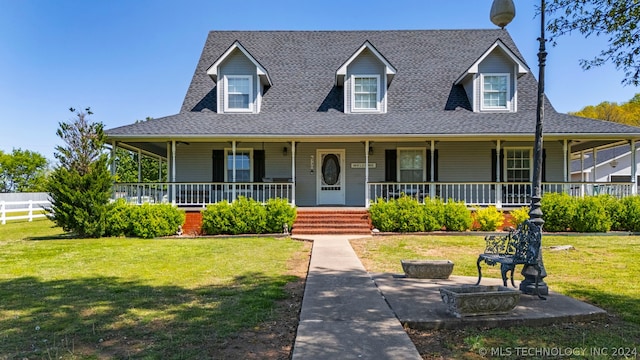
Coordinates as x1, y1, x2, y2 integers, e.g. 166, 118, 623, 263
171, 140, 176, 205
232, 140, 237, 200
167, 142, 171, 203
592, 148, 597, 186
291, 141, 296, 206
365, 140, 370, 208
111, 141, 117, 176
563, 139, 568, 194
631, 140, 637, 195
495, 140, 502, 208
137, 149, 142, 204
580, 151, 585, 197
430, 140, 436, 199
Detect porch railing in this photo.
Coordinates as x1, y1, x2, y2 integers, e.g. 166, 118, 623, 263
368, 182, 635, 207
114, 181, 635, 207
113, 182, 293, 207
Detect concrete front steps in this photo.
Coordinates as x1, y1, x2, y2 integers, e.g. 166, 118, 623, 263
292, 208, 372, 235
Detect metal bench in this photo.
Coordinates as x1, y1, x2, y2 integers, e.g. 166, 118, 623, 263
475, 219, 545, 299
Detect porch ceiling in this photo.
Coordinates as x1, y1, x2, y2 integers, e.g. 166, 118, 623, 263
112, 136, 638, 158
569, 139, 628, 153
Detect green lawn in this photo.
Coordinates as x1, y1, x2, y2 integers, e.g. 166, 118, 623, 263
0, 219, 309, 359
351, 234, 640, 359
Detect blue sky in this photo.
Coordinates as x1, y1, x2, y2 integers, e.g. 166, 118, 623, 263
1, 0, 638, 161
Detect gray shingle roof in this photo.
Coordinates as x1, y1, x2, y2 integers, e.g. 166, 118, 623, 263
106, 30, 640, 138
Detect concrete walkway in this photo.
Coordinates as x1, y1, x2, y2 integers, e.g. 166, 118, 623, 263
291, 235, 422, 360
290, 234, 607, 359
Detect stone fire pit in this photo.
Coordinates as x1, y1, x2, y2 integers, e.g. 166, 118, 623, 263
401, 260, 454, 279
439, 285, 520, 318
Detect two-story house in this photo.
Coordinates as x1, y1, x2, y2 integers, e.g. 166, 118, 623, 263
105, 30, 640, 208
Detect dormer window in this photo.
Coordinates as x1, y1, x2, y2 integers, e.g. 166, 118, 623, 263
454, 40, 529, 113
481, 73, 510, 110
353, 75, 380, 111
207, 41, 272, 114
225, 75, 253, 112
336, 41, 396, 114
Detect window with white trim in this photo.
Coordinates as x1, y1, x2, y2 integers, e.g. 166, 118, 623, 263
352, 75, 380, 111
481, 73, 510, 110
225, 149, 253, 182
225, 75, 253, 112
505, 148, 531, 182
398, 148, 425, 182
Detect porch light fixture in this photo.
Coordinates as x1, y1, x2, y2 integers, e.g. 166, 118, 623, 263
490, 0, 548, 296
610, 159, 619, 168
283, 146, 288, 156
369, 146, 374, 156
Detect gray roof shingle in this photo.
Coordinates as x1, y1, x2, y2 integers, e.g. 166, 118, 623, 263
106, 30, 640, 138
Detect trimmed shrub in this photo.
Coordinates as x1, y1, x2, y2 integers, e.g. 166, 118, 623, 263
129, 203, 185, 239
202, 201, 235, 235
621, 196, 640, 232
475, 206, 504, 231
369, 196, 445, 232
423, 198, 446, 231
509, 206, 530, 228
103, 201, 185, 238
202, 197, 294, 235
228, 196, 268, 234
598, 195, 625, 231
396, 195, 429, 232
369, 197, 400, 232
265, 198, 296, 233
572, 196, 611, 233
443, 200, 473, 231
104, 199, 134, 237
540, 192, 576, 232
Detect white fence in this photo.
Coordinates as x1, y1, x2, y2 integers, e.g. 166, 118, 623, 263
1, 200, 51, 224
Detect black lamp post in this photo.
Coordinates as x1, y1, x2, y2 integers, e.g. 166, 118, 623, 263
490, 0, 549, 295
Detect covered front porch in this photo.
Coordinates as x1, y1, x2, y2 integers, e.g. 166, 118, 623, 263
108, 136, 640, 208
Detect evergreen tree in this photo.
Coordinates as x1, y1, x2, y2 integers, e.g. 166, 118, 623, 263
46, 107, 113, 237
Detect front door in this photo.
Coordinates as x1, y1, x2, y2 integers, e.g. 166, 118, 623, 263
317, 149, 345, 205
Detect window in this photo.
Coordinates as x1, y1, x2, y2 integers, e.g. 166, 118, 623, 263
225, 149, 252, 182
225, 75, 253, 112
398, 148, 425, 182
505, 148, 531, 182
481, 73, 510, 110
352, 75, 380, 111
